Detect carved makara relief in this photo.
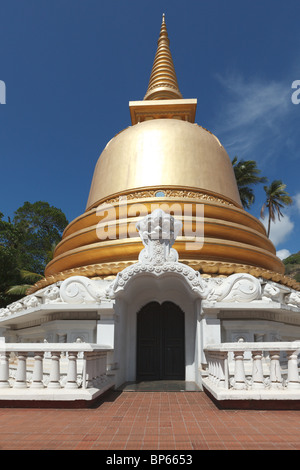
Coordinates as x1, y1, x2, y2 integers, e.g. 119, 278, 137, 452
206, 273, 262, 303
60, 277, 111, 304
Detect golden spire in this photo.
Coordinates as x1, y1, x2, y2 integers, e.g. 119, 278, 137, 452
144, 14, 183, 100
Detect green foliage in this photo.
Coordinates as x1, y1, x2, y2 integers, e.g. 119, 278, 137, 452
283, 252, 300, 265
12, 201, 68, 273
232, 157, 267, 209
283, 252, 300, 282
0, 202, 68, 307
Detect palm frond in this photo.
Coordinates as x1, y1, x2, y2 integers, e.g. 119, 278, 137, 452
19, 269, 43, 283
6, 284, 33, 296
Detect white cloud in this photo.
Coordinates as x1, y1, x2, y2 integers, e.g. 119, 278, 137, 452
261, 214, 294, 246
276, 248, 291, 260
294, 193, 300, 212
213, 73, 293, 164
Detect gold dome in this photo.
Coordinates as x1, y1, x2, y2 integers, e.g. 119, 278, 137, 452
86, 119, 242, 211
44, 116, 286, 284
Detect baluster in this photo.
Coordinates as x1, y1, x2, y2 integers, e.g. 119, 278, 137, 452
65, 351, 78, 389
217, 352, 228, 389
233, 351, 246, 390
252, 350, 265, 389
208, 354, 213, 382
287, 350, 300, 389
96, 352, 101, 383
48, 351, 61, 389
214, 354, 218, 383
31, 352, 44, 389
206, 353, 211, 381
14, 352, 28, 388
85, 352, 94, 388
0, 352, 10, 388
269, 351, 283, 389
101, 352, 107, 378
211, 354, 216, 383
95, 352, 101, 384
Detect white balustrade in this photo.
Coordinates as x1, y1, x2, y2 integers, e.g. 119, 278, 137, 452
206, 351, 229, 389
0, 352, 10, 388
204, 341, 300, 396
0, 343, 112, 393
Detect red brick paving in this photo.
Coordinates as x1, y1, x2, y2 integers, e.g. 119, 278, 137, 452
0, 390, 299, 450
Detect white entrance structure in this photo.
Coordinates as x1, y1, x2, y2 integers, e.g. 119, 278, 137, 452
1, 209, 300, 406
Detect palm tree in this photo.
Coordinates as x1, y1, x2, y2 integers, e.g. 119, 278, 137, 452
6, 269, 43, 297
232, 157, 267, 209
260, 180, 293, 237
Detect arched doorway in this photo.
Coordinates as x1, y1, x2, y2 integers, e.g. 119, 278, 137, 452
136, 301, 185, 381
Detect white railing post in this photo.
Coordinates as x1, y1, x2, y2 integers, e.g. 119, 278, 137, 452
48, 351, 61, 389
269, 351, 283, 389
65, 351, 78, 389
31, 352, 44, 389
251, 350, 264, 390
85, 352, 94, 388
0, 352, 10, 388
287, 350, 300, 390
207, 352, 213, 382
233, 351, 246, 390
14, 352, 28, 388
216, 351, 228, 389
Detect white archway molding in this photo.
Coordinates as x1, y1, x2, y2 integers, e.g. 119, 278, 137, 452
104, 209, 262, 387
112, 272, 201, 386
107, 209, 210, 301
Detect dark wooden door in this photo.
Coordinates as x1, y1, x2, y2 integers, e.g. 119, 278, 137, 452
136, 301, 185, 381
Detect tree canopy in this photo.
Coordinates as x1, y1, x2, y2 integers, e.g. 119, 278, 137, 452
232, 156, 267, 209
0, 201, 68, 307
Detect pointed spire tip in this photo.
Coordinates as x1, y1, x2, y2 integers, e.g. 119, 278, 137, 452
144, 14, 182, 100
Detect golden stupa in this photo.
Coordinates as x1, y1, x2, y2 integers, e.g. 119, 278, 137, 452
32, 15, 298, 292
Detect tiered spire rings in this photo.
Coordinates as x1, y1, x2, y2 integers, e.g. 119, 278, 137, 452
144, 14, 183, 100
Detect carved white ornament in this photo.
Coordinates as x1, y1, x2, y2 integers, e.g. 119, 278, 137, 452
44, 284, 62, 303
106, 209, 210, 298
262, 282, 282, 302
206, 273, 262, 302
286, 291, 300, 307
60, 277, 111, 304
136, 209, 182, 265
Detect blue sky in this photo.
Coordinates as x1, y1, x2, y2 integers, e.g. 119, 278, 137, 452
0, 0, 300, 259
